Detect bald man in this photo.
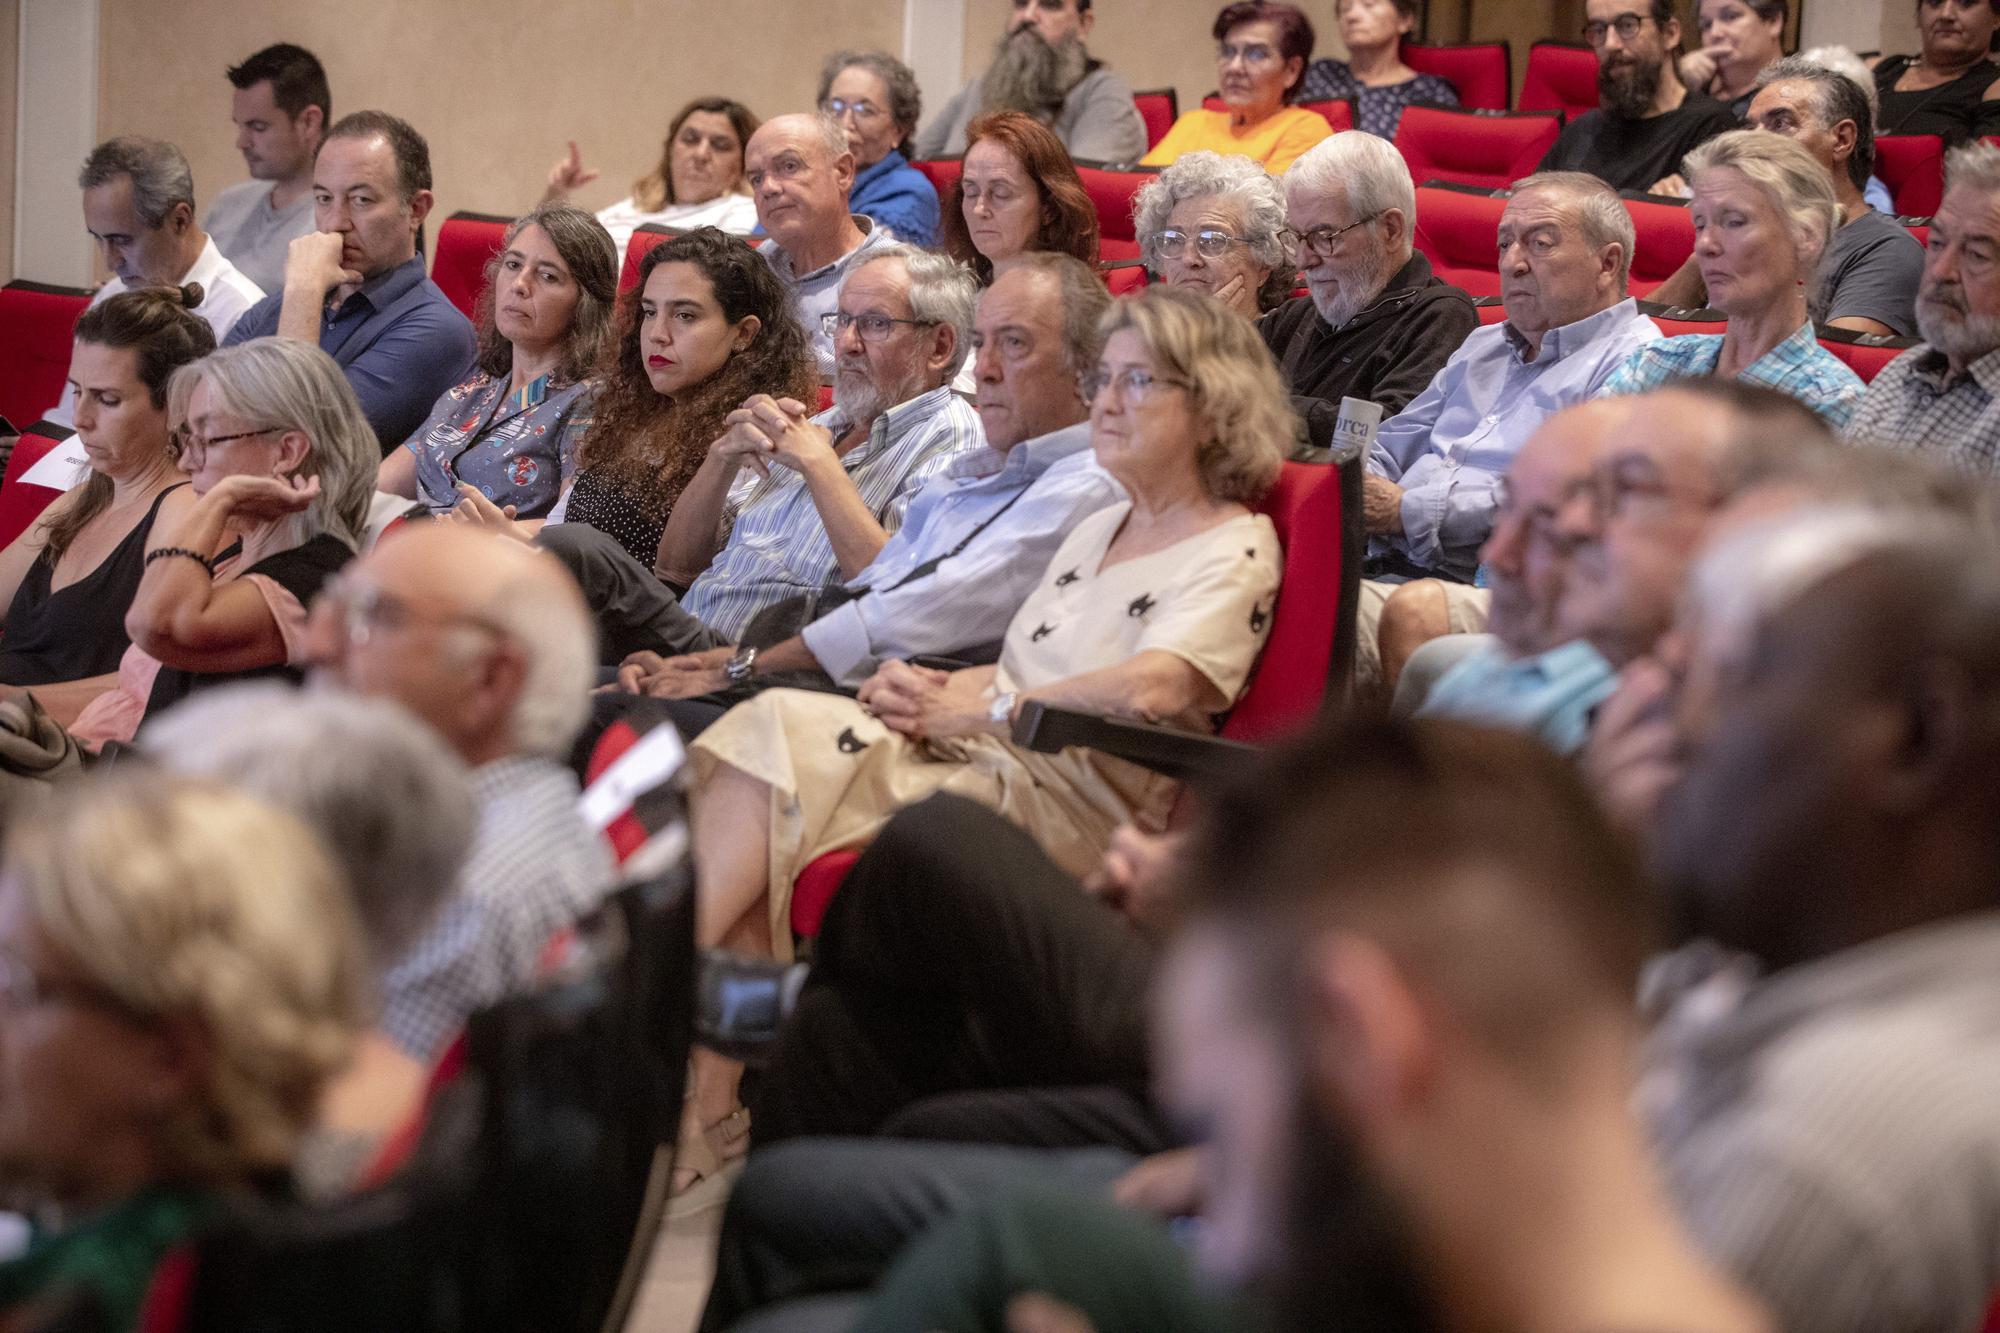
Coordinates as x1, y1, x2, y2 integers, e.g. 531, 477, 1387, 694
303, 525, 613, 1065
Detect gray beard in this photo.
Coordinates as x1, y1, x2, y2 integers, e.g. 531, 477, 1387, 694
980, 27, 1091, 118
833, 359, 925, 426
1916, 288, 2000, 365
1598, 54, 1662, 119
1310, 247, 1398, 328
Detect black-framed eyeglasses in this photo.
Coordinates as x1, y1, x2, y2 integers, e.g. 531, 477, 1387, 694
183, 425, 281, 452
1080, 367, 1191, 403
1298, 215, 1379, 260
1149, 228, 1257, 260
1583, 457, 1721, 521
1582, 12, 1653, 45
822, 311, 938, 343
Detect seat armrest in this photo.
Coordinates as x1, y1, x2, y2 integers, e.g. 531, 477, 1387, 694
1010, 701, 1259, 784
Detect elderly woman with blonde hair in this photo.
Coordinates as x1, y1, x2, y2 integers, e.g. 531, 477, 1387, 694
1133, 150, 1296, 318
673, 286, 1291, 1188
0, 771, 370, 1329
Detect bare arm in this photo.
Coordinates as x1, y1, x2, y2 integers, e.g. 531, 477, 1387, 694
858, 650, 1220, 742
1825, 314, 1901, 337
275, 231, 362, 343
376, 447, 420, 500
654, 402, 788, 584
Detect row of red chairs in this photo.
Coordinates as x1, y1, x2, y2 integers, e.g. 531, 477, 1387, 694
1414, 180, 1696, 297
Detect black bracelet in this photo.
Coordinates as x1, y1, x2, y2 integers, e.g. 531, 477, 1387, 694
145, 546, 215, 573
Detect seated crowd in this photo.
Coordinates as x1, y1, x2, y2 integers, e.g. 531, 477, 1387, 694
3, 4, 1999, 1331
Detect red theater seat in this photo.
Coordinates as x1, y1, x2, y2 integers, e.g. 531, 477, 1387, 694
1876, 135, 1946, 217
1901, 217, 1931, 249
1519, 40, 1599, 121
619, 224, 679, 294
0, 279, 93, 431
1640, 302, 1726, 338
1395, 106, 1561, 190
1075, 163, 1159, 250
0, 423, 73, 550
1412, 182, 1510, 297
1132, 89, 1179, 150
432, 211, 511, 321
910, 157, 964, 198
1101, 259, 1150, 295
1623, 194, 1695, 296
1473, 295, 1509, 325
1816, 324, 1918, 384
1401, 39, 1512, 111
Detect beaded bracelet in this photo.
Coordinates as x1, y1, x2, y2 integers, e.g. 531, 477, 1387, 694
144, 546, 216, 573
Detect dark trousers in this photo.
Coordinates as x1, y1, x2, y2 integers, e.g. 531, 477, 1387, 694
536, 521, 729, 664
750, 792, 1164, 1150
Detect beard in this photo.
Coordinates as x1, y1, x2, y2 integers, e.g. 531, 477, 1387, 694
1598, 51, 1663, 119
980, 25, 1091, 118
1308, 241, 1399, 329
832, 355, 923, 423
1916, 281, 2000, 366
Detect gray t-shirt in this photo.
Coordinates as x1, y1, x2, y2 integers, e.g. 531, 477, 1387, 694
1817, 207, 1924, 338
203, 179, 315, 298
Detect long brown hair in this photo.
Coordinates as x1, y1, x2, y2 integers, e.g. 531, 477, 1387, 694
940, 111, 1100, 284
38, 284, 214, 564
579, 228, 817, 521
633, 97, 761, 212
472, 205, 618, 384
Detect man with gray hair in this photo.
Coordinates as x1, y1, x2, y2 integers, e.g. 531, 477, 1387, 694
45, 136, 264, 426
1847, 141, 2000, 473
540, 244, 984, 671
1261, 131, 1478, 451
914, 0, 1147, 163
749, 113, 898, 374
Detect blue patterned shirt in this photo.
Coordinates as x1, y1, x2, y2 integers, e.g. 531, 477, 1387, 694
402, 371, 596, 519
1595, 320, 1865, 428
1418, 638, 1618, 755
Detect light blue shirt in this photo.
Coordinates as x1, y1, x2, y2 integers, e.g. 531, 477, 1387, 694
1864, 175, 1894, 215
1596, 320, 1866, 429
1367, 299, 1660, 580
802, 422, 1125, 687
1418, 638, 1618, 755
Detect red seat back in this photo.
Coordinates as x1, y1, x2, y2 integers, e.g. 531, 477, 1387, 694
1472, 295, 1510, 325
0, 279, 92, 430
910, 157, 964, 198
1401, 39, 1513, 111
0, 424, 71, 550
618, 224, 678, 294
1901, 217, 1931, 249
431, 211, 511, 322
1876, 134, 1946, 217
1395, 106, 1561, 190
1623, 194, 1695, 296
1815, 325, 1918, 384
1519, 40, 1600, 121
1101, 259, 1150, 295
1132, 89, 1179, 150
1074, 163, 1159, 244
1413, 182, 1510, 297
1640, 302, 1726, 338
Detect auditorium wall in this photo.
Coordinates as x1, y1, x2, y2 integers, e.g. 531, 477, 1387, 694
0, 0, 17, 283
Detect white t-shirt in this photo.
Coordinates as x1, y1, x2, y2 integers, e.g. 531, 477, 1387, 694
595, 192, 759, 267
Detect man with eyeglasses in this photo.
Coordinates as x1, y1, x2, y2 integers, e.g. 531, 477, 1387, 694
1538, 0, 1737, 195
914, 0, 1147, 164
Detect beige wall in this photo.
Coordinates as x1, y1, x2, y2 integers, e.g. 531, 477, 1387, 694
0, 0, 18, 284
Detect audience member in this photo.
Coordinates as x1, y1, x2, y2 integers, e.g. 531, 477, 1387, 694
614, 253, 1122, 706
1679, 0, 1787, 117
941, 111, 1102, 286
1539, 0, 1738, 194
1797, 44, 1899, 212
225, 111, 478, 452
820, 51, 941, 246
0, 291, 214, 717
915, 0, 1148, 164
1298, 0, 1460, 139
377, 205, 616, 522
749, 113, 896, 374
300, 524, 610, 1069
206, 43, 329, 296
66, 339, 373, 751
1133, 151, 1294, 317
538, 244, 980, 660
1645, 503, 2000, 1333
1599, 131, 1864, 424
1871, 0, 2000, 144
1848, 140, 2000, 471
1142, 3, 1332, 173
544, 97, 761, 265
1649, 58, 1923, 337
46, 137, 262, 426
1261, 132, 1478, 443
0, 771, 368, 1331
1355, 172, 1659, 695
677, 286, 1286, 1188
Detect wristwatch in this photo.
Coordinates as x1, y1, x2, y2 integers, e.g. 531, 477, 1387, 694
987, 689, 1019, 728
724, 645, 759, 683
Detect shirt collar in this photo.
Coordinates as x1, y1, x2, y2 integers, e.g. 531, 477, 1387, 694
826, 382, 955, 465
335, 254, 427, 316
946, 419, 1089, 482
1910, 341, 2000, 396
509, 371, 556, 410
764, 216, 880, 282
182, 236, 232, 291
1503, 297, 1641, 363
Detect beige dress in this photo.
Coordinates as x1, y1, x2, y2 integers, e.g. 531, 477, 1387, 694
690, 502, 1282, 957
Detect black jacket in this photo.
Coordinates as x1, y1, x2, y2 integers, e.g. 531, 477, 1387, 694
1259, 253, 1478, 450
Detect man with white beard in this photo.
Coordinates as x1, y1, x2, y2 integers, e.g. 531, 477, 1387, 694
914, 0, 1148, 163
1258, 132, 1478, 450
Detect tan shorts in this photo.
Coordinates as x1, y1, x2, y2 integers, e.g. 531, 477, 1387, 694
1353, 579, 1492, 698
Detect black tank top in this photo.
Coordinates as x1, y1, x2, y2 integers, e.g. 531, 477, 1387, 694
1875, 55, 2000, 144
0, 483, 187, 686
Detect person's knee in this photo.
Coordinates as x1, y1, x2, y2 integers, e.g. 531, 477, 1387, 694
1380, 579, 1452, 651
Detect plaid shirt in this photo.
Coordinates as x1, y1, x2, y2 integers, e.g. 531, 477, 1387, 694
1846, 343, 2000, 475
681, 385, 983, 643
1596, 320, 1865, 429
379, 756, 613, 1062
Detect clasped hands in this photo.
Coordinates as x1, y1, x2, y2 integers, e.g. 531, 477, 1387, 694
714, 394, 837, 480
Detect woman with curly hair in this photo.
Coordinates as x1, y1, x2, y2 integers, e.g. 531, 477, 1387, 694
939, 111, 1100, 285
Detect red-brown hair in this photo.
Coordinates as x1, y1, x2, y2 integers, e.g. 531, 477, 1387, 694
940, 111, 1100, 284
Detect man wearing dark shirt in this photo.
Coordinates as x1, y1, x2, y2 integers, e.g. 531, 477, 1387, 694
1539, 0, 1737, 195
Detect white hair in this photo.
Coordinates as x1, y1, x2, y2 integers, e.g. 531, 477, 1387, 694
1284, 131, 1416, 260
483, 556, 598, 757
1796, 46, 1879, 120
851, 242, 980, 377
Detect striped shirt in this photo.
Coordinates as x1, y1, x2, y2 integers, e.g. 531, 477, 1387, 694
1640, 917, 2000, 1333
379, 756, 613, 1062
1596, 320, 1865, 428
1847, 342, 2000, 475
681, 384, 983, 644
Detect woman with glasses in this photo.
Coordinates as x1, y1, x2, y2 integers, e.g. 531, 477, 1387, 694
0, 771, 368, 1331
1132, 150, 1294, 317
940, 111, 1100, 285
0, 287, 213, 719
676, 286, 1289, 1164
541, 97, 761, 266
1299, 0, 1460, 140
1141, 2, 1330, 172
819, 50, 941, 246
65, 338, 375, 752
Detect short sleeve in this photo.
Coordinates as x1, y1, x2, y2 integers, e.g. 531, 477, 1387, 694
1133, 517, 1282, 706
238, 574, 315, 664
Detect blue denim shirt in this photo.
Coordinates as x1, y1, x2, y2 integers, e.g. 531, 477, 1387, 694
1419, 638, 1618, 755
851, 150, 941, 247
226, 254, 478, 450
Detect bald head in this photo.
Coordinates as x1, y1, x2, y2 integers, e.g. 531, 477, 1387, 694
303, 525, 595, 765
746, 113, 855, 254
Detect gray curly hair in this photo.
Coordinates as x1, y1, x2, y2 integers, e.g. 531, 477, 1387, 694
819, 50, 925, 153
1133, 151, 1296, 312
